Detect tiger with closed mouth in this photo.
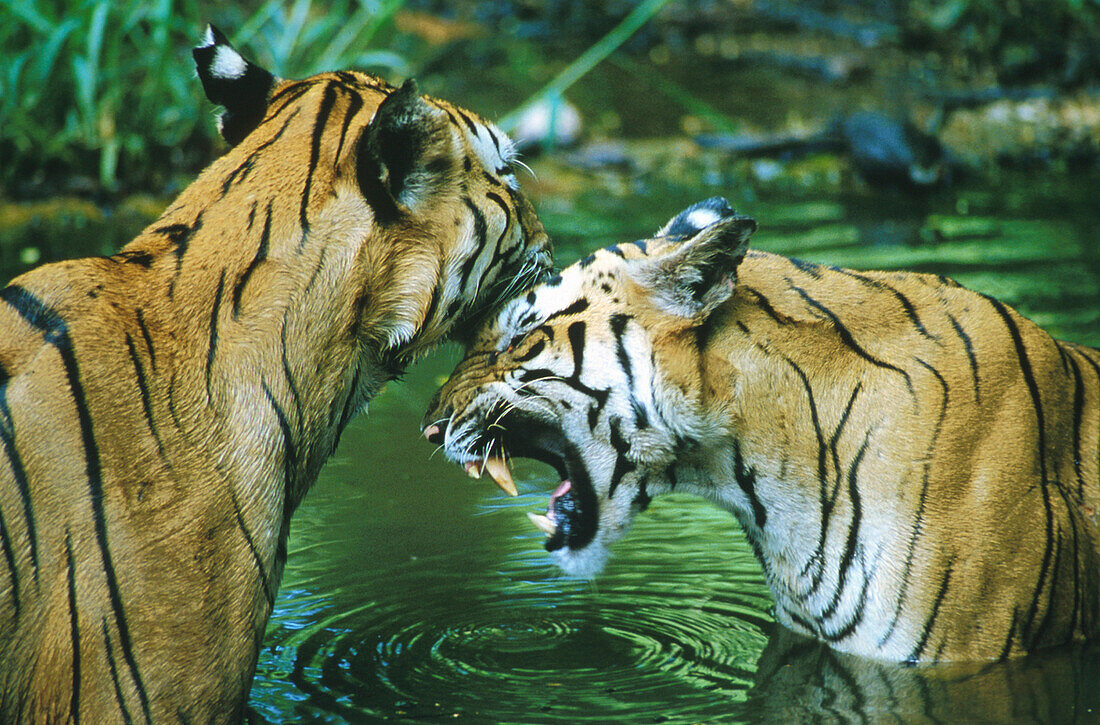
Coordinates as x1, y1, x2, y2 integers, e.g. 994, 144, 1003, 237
0, 25, 550, 723
424, 197, 1100, 663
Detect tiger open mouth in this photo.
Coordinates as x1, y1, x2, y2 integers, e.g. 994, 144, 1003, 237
428, 410, 598, 552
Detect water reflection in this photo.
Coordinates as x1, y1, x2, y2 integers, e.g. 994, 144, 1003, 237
750, 629, 1100, 724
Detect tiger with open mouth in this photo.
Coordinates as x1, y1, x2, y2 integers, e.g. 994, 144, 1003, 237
424, 197, 1100, 663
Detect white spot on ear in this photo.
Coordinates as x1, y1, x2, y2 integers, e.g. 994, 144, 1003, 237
685, 207, 722, 231
202, 25, 215, 47
211, 45, 248, 80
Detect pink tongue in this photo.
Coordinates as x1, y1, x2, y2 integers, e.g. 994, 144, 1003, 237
546, 480, 571, 524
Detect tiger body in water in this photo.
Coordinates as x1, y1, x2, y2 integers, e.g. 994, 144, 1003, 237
0, 26, 550, 722
426, 197, 1100, 663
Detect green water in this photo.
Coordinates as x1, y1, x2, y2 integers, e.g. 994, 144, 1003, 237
246, 173, 1100, 723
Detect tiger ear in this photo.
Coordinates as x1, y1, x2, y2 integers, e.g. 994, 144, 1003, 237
355, 79, 454, 224
193, 24, 277, 147
637, 198, 756, 319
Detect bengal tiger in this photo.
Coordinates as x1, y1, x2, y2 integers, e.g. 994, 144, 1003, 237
0, 25, 550, 723
424, 197, 1100, 663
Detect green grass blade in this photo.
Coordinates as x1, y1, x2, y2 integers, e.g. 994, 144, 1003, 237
499, 0, 674, 132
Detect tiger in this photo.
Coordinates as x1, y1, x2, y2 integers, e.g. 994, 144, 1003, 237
424, 196, 1100, 664
0, 25, 550, 723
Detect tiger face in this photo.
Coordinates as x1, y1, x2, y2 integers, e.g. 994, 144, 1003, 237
426, 198, 1100, 662
425, 198, 757, 576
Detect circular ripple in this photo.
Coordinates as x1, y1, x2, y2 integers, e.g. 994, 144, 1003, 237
252, 495, 772, 722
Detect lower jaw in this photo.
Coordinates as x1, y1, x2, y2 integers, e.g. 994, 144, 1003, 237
549, 542, 611, 578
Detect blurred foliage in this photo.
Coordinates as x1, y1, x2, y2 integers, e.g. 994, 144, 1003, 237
2, 0, 1099, 199
0, 0, 412, 197
906, 0, 1100, 84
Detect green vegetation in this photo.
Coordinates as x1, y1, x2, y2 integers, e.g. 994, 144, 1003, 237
0, 0, 411, 196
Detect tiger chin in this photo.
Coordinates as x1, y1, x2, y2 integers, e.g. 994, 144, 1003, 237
425, 196, 1100, 664
0, 25, 549, 724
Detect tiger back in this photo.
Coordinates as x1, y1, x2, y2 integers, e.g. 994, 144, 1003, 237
425, 197, 1100, 663
0, 26, 549, 723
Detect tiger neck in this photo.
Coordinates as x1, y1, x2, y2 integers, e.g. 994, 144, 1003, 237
125, 195, 427, 524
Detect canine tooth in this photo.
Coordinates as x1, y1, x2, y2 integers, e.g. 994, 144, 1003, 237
465, 461, 482, 479
483, 456, 518, 496
527, 512, 556, 536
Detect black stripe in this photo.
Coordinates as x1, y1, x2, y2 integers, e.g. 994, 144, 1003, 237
879, 360, 948, 648
219, 109, 299, 196
266, 80, 318, 118
606, 417, 636, 499
825, 384, 862, 517
262, 380, 298, 490
206, 271, 227, 402
280, 313, 306, 435
835, 269, 937, 342
65, 531, 81, 725
0, 362, 38, 579
0, 286, 152, 719
945, 312, 980, 403
740, 286, 789, 326
124, 334, 169, 463
233, 201, 273, 319
545, 299, 589, 322
228, 485, 275, 609
335, 364, 363, 442
455, 108, 482, 136
162, 216, 204, 298
780, 356, 829, 591
481, 191, 514, 279
609, 314, 633, 387
986, 296, 1055, 647
102, 619, 134, 725
300, 82, 340, 238
790, 283, 913, 394
511, 337, 545, 363
907, 557, 955, 662
135, 309, 156, 371
821, 432, 870, 622
332, 89, 364, 167
731, 438, 767, 529
458, 197, 489, 291
1073, 347, 1100, 501
1063, 348, 1088, 502
823, 548, 875, 643
0, 509, 19, 616
486, 125, 504, 156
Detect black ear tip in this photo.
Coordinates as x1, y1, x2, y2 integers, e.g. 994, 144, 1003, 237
208, 24, 229, 44
660, 197, 743, 239
697, 196, 735, 217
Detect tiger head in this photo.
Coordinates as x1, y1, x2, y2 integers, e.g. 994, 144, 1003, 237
424, 198, 756, 576
188, 26, 551, 370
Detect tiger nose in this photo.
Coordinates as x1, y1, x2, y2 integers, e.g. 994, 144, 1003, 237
421, 392, 451, 445
423, 422, 445, 445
